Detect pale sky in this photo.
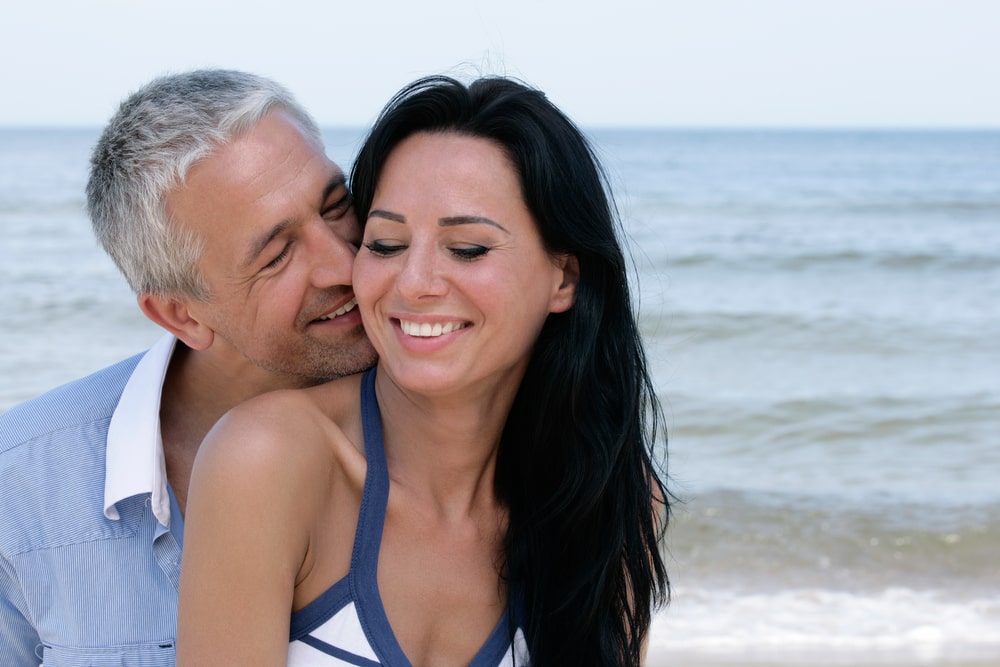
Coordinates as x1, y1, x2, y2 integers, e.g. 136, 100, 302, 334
2, 0, 997, 128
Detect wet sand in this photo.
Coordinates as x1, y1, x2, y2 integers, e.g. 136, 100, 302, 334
645, 655, 1000, 667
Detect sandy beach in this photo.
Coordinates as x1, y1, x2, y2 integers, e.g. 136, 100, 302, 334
645, 649, 1000, 667
646, 660, 1000, 667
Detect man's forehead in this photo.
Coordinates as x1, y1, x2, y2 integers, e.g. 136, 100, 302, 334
164, 114, 344, 263
173, 113, 336, 200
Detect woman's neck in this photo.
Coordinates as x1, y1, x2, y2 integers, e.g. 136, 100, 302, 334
373, 368, 519, 520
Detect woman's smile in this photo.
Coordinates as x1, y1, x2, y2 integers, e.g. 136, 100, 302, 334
397, 318, 470, 338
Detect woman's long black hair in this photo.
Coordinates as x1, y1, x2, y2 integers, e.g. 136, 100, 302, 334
351, 75, 670, 666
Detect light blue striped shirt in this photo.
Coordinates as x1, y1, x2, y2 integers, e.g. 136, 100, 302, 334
0, 334, 182, 666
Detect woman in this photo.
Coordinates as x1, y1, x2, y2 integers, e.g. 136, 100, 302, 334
178, 75, 670, 666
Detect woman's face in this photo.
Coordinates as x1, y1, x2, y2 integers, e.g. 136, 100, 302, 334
353, 131, 576, 398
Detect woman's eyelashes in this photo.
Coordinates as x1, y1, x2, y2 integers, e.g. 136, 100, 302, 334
364, 240, 406, 256
449, 245, 491, 260
363, 240, 492, 260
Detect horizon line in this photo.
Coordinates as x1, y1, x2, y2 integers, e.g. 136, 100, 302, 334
2, 123, 999, 132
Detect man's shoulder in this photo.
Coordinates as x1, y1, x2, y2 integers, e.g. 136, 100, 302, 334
0, 353, 150, 556
0, 353, 145, 455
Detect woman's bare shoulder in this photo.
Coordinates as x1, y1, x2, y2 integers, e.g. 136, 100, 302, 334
193, 373, 366, 501
301, 372, 367, 457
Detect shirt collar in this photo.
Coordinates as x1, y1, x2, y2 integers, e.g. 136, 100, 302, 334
104, 333, 177, 526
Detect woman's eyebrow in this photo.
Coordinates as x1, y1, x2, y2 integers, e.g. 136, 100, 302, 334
368, 209, 405, 223
367, 211, 510, 234
439, 215, 509, 233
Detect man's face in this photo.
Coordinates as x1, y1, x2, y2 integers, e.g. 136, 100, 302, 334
166, 109, 376, 383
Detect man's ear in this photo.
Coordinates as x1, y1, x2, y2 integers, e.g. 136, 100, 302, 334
138, 293, 215, 351
549, 254, 579, 314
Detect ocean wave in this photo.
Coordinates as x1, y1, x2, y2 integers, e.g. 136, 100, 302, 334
648, 248, 1000, 273
670, 393, 1000, 439
0, 199, 86, 215
629, 196, 1000, 217
647, 586, 1000, 664
641, 310, 998, 356
665, 488, 1000, 589
664, 392, 1000, 504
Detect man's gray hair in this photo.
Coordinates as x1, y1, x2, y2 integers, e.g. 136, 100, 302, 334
87, 69, 323, 299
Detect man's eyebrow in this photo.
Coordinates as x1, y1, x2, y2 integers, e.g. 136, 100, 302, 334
321, 174, 348, 206
439, 215, 509, 233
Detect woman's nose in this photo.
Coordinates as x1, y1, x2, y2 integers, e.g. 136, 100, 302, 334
395, 243, 447, 300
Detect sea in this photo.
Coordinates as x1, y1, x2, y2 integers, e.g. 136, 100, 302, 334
2, 127, 998, 665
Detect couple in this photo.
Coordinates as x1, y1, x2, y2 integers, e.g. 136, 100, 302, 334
0, 70, 669, 666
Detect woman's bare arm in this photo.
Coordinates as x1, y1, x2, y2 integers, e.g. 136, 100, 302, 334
176, 392, 324, 666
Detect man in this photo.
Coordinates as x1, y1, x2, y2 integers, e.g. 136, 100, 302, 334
0, 69, 377, 665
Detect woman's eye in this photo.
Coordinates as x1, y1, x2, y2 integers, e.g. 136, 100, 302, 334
364, 240, 406, 256
451, 245, 490, 261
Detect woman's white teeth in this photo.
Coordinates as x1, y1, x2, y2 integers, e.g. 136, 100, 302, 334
318, 297, 358, 320
400, 320, 466, 337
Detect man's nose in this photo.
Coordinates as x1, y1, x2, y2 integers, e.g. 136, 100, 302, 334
305, 217, 358, 287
